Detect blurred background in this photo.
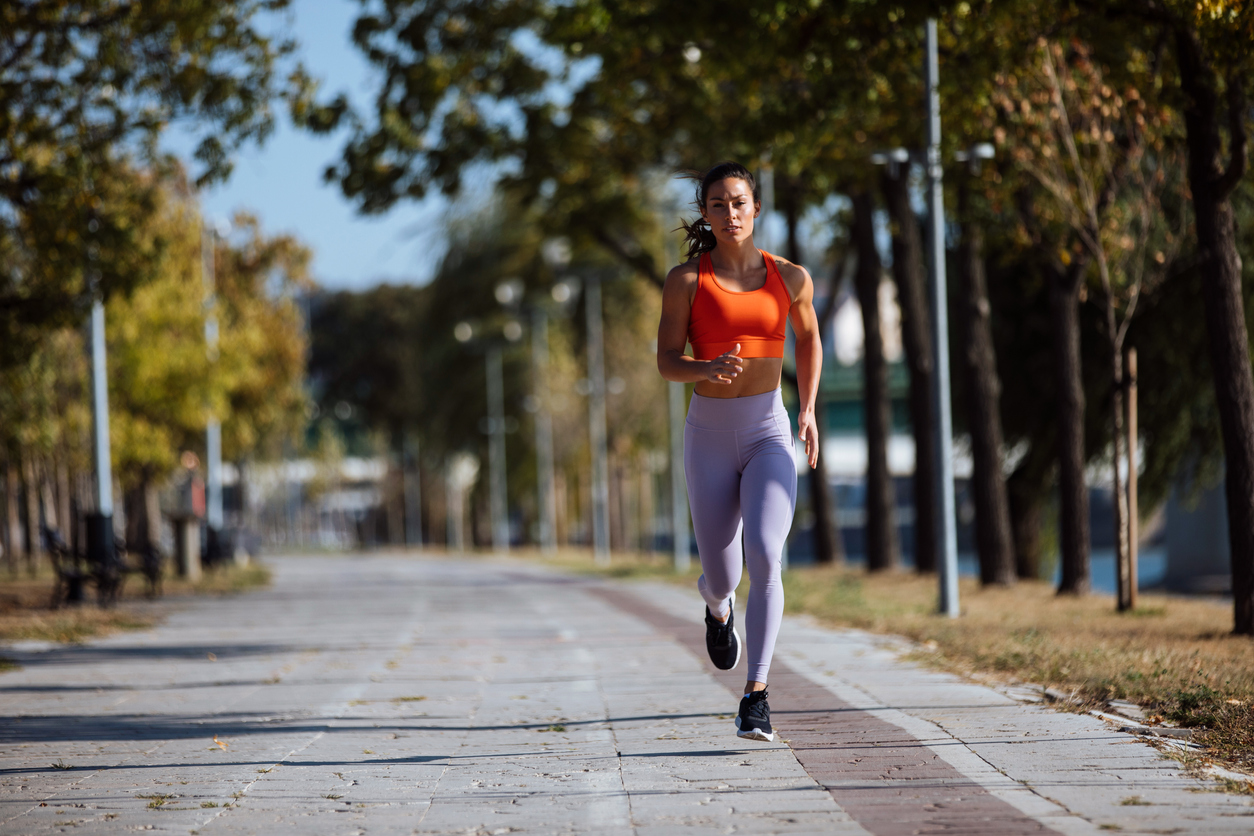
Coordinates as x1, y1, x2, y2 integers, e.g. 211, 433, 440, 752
3, 0, 1252, 618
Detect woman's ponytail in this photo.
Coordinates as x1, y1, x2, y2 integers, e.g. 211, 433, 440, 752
679, 217, 718, 260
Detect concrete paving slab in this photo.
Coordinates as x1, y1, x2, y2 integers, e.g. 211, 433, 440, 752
1, 555, 1250, 836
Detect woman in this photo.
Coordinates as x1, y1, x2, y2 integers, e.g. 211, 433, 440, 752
657, 161, 821, 742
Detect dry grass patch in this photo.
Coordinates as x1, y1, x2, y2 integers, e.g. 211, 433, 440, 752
0, 561, 270, 646
497, 547, 1253, 777
780, 564, 1254, 775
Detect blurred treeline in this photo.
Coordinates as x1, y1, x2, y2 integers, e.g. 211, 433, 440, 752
308, 191, 677, 550
0, 163, 312, 569
0, 2, 319, 568
295, 0, 1254, 627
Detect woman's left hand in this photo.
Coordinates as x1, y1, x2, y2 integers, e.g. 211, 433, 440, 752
797, 409, 819, 469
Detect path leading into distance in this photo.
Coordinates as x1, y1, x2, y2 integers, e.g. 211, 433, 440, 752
1, 554, 1251, 835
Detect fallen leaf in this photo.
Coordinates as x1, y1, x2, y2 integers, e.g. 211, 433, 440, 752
207, 653, 217, 662
212, 735, 228, 750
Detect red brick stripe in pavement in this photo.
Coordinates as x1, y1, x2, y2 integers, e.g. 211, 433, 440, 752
589, 585, 1059, 836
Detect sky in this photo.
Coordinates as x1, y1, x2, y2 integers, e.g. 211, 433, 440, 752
164, 0, 447, 290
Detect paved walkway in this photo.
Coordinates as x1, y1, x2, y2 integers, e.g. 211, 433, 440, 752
0, 554, 1251, 835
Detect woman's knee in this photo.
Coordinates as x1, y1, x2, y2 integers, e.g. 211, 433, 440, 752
743, 544, 782, 584
699, 571, 739, 600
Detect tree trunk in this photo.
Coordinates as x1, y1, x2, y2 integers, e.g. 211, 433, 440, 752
1110, 347, 1131, 610
881, 169, 938, 574
1175, 29, 1254, 634
852, 190, 899, 572
1008, 440, 1054, 580
56, 458, 71, 543
781, 179, 844, 565
144, 479, 162, 552
21, 452, 42, 575
955, 184, 1015, 586
3, 458, 18, 575
1051, 259, 1090, 595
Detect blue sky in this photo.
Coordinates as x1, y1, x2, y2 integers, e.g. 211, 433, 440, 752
165, 0, 447, 290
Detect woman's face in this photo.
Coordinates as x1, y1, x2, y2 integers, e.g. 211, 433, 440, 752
701, 177, 759, 248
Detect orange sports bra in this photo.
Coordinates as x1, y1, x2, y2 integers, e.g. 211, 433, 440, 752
687, 250, 792, 360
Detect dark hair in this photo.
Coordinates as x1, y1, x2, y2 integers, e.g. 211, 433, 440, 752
678, 161, 760, 260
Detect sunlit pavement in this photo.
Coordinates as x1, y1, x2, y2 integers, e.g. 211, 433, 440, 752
1, 554, 1251, 835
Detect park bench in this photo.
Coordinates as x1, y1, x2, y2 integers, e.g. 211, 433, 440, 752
43, 524, 163, 608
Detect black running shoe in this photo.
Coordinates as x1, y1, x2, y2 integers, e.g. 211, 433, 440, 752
704, 592, 741, 671
736, 690, 774, 742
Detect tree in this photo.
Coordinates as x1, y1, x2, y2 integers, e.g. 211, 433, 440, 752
852, 189, 899, 572
212, 213, 313, 464
1, 0, 311, 365
1152, 1, 1254, 635
955, 176, 1017, 586
881, 167, 939, 574
997, 38, 1184, 603
107, 174, 311, 549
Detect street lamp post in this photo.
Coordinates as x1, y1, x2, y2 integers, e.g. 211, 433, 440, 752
404, 435, 423, 549
456, 308, 521, 556
87, 281, 116, 570
925, 18, 961, 618
201, 221, 227, 559
531, 307, 558, 554
485, 343, 509, 553
585, 275, 611, 565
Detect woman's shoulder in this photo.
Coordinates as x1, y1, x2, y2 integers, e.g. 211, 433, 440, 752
665, 257, 702, 291
766, 253, 811, 297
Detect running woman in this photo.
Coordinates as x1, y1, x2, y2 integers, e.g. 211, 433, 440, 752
657, 161, 821, 742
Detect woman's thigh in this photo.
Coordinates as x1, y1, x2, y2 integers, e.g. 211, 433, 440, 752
740, 451, 797, 576
684, 425, 743, 573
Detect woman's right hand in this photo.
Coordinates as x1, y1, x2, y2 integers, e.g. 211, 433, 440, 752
704, 345, 743, 384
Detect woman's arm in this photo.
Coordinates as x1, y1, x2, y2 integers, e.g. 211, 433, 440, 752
780, 262, 822, 469
657, 263, 744, 385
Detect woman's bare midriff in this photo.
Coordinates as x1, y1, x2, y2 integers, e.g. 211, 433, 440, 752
693, 357, 784, 399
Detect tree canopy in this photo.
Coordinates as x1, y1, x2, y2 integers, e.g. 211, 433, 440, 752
1, 0, 312, 367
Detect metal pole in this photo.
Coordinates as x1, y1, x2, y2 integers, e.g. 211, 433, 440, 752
90, 298, 114, 518
532, 308, 558, 554
445, 455, 462, 552
201, 226, 223, 534
86, 292, 118, 571
486, 346, 509, 553
1126, 348, 1139, 609
925, 18, 961, 617
404, 435, 423, 549
586, 276, 611, 564
668, 380, 690, 572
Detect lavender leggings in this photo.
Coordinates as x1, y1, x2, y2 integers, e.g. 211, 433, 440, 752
685, 388, 797, 684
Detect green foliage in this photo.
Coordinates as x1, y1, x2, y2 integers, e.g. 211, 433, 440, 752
104, 177, 310, 485
0, 162, 310, 497
308, 193, 670, 530
0, 0, 311, 366
212, 214, 313, 461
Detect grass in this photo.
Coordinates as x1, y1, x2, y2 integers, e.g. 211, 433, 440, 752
503, 546, 1254, 778
0, 561, 271, 646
